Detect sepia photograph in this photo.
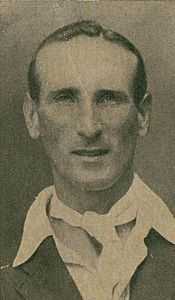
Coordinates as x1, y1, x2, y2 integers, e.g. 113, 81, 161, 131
0, 1, 175, 299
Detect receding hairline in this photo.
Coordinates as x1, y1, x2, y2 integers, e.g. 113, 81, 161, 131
34, 34, 139, 96
35, 35, 138, 80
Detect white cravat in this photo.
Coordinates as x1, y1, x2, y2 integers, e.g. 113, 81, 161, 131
82, 212, 125, 298
50, 181, 143, 298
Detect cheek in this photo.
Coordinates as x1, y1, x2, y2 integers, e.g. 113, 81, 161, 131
38, 109, 64, 151
121, 114, 138, 142
38, 107, 77, 155
107, 108, 139, 147
38, 105, 77, 131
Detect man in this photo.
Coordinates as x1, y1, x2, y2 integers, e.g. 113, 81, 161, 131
1, 20, 175, 300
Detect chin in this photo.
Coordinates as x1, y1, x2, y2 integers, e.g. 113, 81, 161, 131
74, 173, 117, 192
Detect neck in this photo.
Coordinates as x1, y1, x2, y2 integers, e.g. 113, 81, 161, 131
52, 168, 134, 214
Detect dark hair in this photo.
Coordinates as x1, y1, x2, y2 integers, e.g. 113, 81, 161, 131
28, 20, 147, 107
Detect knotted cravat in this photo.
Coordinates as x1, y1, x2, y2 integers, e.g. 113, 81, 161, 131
82, 211, 128, 298
50, 181, 150, 299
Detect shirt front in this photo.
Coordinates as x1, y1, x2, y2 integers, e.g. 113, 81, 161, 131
13, 173, 175, 300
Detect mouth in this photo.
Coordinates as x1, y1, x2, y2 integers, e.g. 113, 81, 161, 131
71, 148, 109, 157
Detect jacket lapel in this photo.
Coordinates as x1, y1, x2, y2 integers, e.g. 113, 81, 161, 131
13, 236, 83, 300
130, 230, 175, 300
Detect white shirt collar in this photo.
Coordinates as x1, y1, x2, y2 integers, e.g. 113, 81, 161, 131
50, 176, 138, 228
13, 173, 175, 269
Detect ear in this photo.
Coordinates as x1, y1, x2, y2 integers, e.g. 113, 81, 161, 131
23, 92, 40, 139
137, 92, 152, 137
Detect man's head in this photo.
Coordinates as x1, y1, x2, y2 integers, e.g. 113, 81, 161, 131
23, 20, 151, 192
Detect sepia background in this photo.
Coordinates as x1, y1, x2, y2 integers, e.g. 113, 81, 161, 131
0, 0, 175, 264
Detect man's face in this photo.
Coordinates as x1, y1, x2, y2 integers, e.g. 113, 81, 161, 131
33, 37, 144, 191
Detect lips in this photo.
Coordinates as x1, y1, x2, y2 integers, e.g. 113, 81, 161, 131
72, 148, 109, 157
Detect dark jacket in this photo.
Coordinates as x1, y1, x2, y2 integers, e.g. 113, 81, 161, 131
1, 229, 175, 300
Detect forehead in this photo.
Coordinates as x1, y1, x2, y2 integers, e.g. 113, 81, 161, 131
36, 36, 138, 92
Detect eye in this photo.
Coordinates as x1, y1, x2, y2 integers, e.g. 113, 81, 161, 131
49, 88, 79, 104
96, 90, 129, 105
53, 93, 76, 104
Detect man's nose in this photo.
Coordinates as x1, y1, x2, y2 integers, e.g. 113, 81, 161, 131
77, 104, 102, 140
